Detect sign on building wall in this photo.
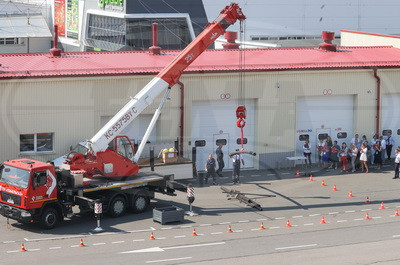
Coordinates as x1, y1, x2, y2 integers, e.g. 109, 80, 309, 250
54, 0, 66, 37
98, 0, 124, 12
66, 0, 79, 39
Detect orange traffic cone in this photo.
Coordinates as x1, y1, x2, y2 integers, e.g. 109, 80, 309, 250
285, 219, 292, 227
149, 232, 155, 240
332, 184, 338, 191
348, 191, 354, 198
259, 222, 266, 230
79, 238, 86, 247
379, 202, 385, 210
20, 243, 27, 252
295, 170, 301, 177
308, 174, 314, 182
364, 212, 370, 220
320, 216, 326, 224
321, 180, 327, 186
227, 225, 233, 233
192, 228, 198, 236
365, 197, 371, 204
395, 209, 400, 216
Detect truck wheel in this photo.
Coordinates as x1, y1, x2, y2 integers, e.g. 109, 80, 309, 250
40, 207, 59, 229
131, 194, 149, 213
108, 196, 127, 217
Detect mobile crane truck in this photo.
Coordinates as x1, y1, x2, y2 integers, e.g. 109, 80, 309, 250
0, 3, 246, 228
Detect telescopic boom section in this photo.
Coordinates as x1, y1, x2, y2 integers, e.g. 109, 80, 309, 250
89, 3, 245, 154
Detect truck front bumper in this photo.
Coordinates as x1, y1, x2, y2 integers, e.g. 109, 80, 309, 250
0, 203, 34, 223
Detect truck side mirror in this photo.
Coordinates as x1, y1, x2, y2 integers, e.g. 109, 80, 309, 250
33, 172, 47, 187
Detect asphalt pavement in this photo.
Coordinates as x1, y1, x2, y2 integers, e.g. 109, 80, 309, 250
1, 163, 400, 264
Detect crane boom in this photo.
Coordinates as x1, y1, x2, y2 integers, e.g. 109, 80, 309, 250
89, 3, 246, 154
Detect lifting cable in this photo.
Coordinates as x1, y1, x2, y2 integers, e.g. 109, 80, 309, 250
236, 20, 247, 152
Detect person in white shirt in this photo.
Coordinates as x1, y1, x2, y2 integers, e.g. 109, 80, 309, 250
351, 134, 360, 149
359, 142, 369, 173
303, 139, 312, 167
393, 147, 400, 179
231, 150, 244, 184
370, 134, 378, 165
386, 132, 395, 160
350, 144, 358, 172
380, 136, 387, 163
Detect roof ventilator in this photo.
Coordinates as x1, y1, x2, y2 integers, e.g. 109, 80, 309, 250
50, 25, 62, 57
222, 31, 240, 49
149, 22, 161, 55
319, 31, 337, 52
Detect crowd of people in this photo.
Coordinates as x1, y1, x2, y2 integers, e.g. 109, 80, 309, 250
303, 132, 398, 174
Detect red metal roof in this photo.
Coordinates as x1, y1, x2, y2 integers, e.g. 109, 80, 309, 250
1, 46, 400, 79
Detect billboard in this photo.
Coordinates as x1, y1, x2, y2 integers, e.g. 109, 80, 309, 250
54, 0, 66, 37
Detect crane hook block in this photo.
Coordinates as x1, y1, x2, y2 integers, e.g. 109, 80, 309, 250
236, 105, 246, 119
236, 119, 246, 128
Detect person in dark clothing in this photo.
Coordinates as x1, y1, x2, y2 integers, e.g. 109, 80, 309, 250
205, 154, 218, 185
215, 144, 224, 177
231, 149, 244, 184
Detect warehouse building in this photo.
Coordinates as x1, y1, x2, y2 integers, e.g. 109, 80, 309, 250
1, 32, 400, 170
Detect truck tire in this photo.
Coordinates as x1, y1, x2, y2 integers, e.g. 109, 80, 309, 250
40, 207, 59, 229
108, 196, 127, 217
131, 194, 149, 213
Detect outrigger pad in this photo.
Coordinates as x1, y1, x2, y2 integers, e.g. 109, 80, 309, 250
229, 151, 256, 157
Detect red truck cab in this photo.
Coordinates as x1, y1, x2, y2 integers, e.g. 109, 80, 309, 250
0, 159, 60, 228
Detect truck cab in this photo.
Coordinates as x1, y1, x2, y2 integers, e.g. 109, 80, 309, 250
0, 159, 60, 228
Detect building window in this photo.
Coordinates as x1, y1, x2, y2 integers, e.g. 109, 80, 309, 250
86, 15, 191, 51
299, 134, 309, 141
215, 139, 227, 146
20, 133, 54, 153
0, 38, 20, 45
337, 132, 347, 139
236, 138, 248, 144
195, 140, 206, 147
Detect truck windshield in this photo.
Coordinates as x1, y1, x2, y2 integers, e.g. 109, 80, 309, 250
0, 165, 30, 189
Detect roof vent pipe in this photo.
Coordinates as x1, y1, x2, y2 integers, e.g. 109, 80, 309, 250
319, 31, 337, 52
50, 24, 62, 57
222, 31, 240, 49
149, 22, 161, 55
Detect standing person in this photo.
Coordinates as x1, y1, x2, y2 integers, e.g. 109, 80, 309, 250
330, 140, 340, 169
351, 134, 360, 149
340, 142, 349, 172
317, 139, 324, 166
322, 144, 330, 168
370, 134, 378, 165
350, 144, 358, 172
360, 142, 369, 173
215, 144, 224, 178
303, 139, 312, 167
380, 136, 387, 164
205, 154, 218, 185
231, 150, 244, 184
386, 132, 395, 161
326, 136, 333, 168
393, 147, 400, 179
374, 141, 382, 170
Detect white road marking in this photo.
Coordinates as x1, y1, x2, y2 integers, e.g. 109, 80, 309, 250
257, 218, 267, 221
200, 224, 212, 226
291, 225, 298, 227
292, 216, 303, 218
29, 249, 40, 251
6, 250, 19, 253
163, 242, 226, 251
304, 223, 314, 226
328, 212, 339, 215
49, 247, 62, 250
275, 217, 285, 220
174, 235, 186, 238
127, 228, 155, 233
282, 173, 290, 175
345, 210, 355, 213
354, 218, 363, 221
275, 244, 317, 251
372, 216, 382, 219
234, 230, 243, 233
392, 235, 400, 238
251, 175, 262, 177
181, 225, 192, 228
161, 227, 172, 230
112, 241, 125, 244
3, 241, 15, 243
211, 232, 223, 235
238, 220, 249, 223
24, 235, 83, 242
157, 237, 167, 240
337, 220, 348, 223
93, 243, 106, 246
309, 214, 320, 217
132, 239, 145, 242
269, 227, 280, 229
146, 257, 192, 263
251, 228, 261, 231
197, 233, 205, 236
361, 209, 372, 212
396, 206, 400, 208
267, 174, 275, 176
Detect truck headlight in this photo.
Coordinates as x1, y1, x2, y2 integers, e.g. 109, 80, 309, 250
21, 211, 31, 217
